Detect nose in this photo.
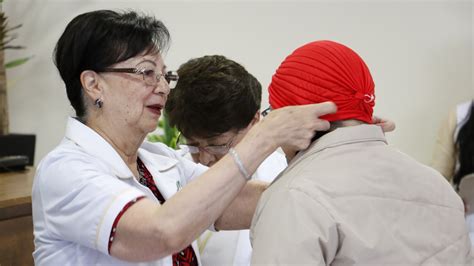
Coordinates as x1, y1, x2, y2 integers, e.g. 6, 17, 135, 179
197, 150, 217, 167
153, 75, 170, 96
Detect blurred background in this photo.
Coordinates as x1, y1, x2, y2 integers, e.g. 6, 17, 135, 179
4, 0, 474, 165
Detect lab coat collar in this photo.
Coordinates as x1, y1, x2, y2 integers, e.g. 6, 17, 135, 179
138, 148, 180, 199
139, 141, 179, 172
64, 117, 135, 179
64, 117, 180, 181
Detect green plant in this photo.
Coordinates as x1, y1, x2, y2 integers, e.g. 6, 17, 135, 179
5, 56, 30, 69
147, 111, 181, 149
0, 0, 31, 135
0, 1, 30, 68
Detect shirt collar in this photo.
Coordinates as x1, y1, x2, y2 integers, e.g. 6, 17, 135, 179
64, 117, 135, 179
139, 142, 179, 171
289, 124, 387, 167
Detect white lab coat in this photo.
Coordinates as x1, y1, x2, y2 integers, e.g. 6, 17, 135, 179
32, 117, 208, 266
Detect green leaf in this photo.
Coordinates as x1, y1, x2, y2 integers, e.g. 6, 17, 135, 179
169, 136, 178, 149
149, 110, 181, 149
5, 57, 31, 68
147, 134, 163, 143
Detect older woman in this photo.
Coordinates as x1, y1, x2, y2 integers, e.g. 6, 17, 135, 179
31, 10, 336, 265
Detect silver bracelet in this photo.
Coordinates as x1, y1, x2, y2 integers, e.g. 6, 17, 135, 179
228, 148, 251, 180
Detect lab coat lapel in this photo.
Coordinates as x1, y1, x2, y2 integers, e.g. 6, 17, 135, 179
138, 148, 181, 200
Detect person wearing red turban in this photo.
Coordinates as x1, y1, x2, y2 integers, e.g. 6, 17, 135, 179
250, 40, 473, 265
269, 40, 375, 124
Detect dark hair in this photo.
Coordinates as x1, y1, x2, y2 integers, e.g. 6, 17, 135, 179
54, 10, 170, 118
166, 55, 261, 138
453, 100, 474, 188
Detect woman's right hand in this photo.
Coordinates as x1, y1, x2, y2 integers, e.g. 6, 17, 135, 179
255, 102, 337, 152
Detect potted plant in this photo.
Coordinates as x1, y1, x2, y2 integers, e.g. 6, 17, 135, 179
0, 0, 34, 169
147, 111, 180, 149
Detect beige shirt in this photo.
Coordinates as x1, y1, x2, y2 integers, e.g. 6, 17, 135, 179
251, 125, 472, 265
431, 101, 472, 182
431, 107, 458, 181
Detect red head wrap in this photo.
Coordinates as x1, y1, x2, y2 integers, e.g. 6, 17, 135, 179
268, 40, 375, 123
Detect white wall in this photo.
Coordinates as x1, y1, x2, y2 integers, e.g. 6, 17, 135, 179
4, 0, 474, 165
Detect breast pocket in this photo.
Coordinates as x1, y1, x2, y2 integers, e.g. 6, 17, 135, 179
148, 162, 184, 200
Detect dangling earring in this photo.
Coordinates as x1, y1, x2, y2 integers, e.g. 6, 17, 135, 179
94, 98, 103, 108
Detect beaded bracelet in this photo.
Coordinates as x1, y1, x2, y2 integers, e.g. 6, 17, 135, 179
228, 148, 251, 180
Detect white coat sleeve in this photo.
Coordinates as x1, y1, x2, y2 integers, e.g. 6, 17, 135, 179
34, 154, 146, 255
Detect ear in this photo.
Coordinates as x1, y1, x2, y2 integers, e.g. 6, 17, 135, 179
80, 70, 102, 101
249, 111, 260, 126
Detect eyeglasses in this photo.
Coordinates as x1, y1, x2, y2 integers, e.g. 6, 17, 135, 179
261, 106, 272, 117
177, 133, 237, 156
101, 66, 179, 89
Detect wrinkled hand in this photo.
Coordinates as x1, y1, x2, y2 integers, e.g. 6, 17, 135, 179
261, 102, 337, 151
373, 116, 396, 133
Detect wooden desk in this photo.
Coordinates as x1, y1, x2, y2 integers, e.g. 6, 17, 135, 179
0, 168, 35, 266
